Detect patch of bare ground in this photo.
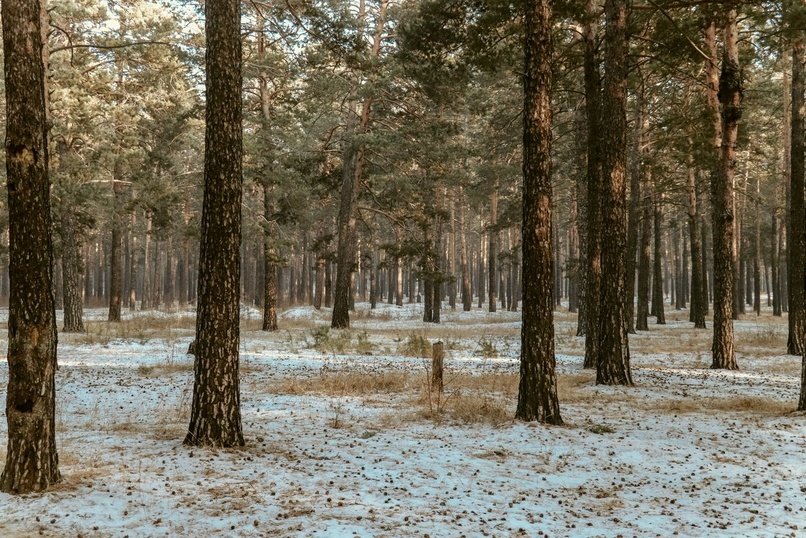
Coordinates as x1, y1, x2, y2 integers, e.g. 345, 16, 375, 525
654, 395, 793, 415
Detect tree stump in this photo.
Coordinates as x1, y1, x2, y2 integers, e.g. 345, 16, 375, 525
432, 341, 444, 394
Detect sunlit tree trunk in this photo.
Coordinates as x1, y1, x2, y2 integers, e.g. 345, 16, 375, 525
1, 0, 61, 493
185, 0, 244, 447
516, 0, 562, 424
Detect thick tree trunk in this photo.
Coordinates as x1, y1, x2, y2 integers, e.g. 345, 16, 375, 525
185, 0, 244, 447
1, 0, 61, 493
582, 0, 602, 368
516, 0, 562, 424
790, 35, 806, 355
710, 10, 740, 370
596, 0, 632, 385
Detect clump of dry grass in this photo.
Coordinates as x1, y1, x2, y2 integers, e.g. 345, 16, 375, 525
270, 371, 416, 396
71, 315, 195, 345
419, 392, 512, 426
656, 395, 792, 415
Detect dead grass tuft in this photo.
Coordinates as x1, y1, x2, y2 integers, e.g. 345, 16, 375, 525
269, 371, 416, 396
655, 395, 792, 415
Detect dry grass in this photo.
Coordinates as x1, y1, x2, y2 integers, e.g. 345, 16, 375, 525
655, 395, 793, 415
269, 371, 416, 396
68, 315, 195, 345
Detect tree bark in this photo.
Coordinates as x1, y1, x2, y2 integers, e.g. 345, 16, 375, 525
1, 0, 61, 493
582, 0, 602, 368
185, 0, 244, 447
710, 9, 740, 370
636, 185, 651, 331
516, 0, 562, 424
61, 213, 85, 332
332, 1, 387, 328
687, 149, 706, 328
488, 183, 498, 312
790, 33, 806, 355
652, 196, 665, 324
596, 0, 632, 385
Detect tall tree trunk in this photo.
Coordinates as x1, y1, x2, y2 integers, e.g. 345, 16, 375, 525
516, 0, 562, 424
687, 149, 706, 328
458, 192, 471, 311
332, 0, 387, 328
596, 0, 632, 385
652, 197, 665, 324
790, 33, 806, 355
636, 186, 651, 331
582, 0, 602, 368
61, 214, 85, 332
488, 183, 498, 312
710, 9, 740, 370
185, 0, 244, 447
263, 190, 278, 331
108, 180, 123, 321
625, 77, 645, 333
0, 0, 61, 492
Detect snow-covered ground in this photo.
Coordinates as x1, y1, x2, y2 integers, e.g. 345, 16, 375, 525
0, 303, 804, 537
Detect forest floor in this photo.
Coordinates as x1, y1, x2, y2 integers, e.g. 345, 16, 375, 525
0, 302, 804, 537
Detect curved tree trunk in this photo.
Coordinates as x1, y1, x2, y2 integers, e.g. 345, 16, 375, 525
516, 0, 562, 425
710, 9, 740, 370
0, 0, 61, 493
185, 0, 244, 447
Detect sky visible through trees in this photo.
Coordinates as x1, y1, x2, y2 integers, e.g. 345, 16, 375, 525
0, 0, 804, 534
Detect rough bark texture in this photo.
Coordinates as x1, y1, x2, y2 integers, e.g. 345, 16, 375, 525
61, 213, 85, 332
108, 180, 124, 322
1, 0, 62, 493
652, 198, 665, 324
516, 0, 562, 424
582, 0, 602, 368
488, 185, 498, 313
262, 188, 278, 331
687, 150, 706, 328
710, 10, 740, 371
459, 189, 472, 311
185, 0, 244, 447
636, 191, 651, 331
791, 34, 805, 355
332, 1, 387, 328
791, 34, 806, 407
625, 86, 644, 334
596, 0, 632, 385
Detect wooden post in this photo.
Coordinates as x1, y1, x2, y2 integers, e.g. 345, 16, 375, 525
431, 341, 444, 394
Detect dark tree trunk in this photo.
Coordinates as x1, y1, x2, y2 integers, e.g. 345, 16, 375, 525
710, 10, 740, 370
516, 0, 562, 425
1, 0, 61, 493
625, 79, 645, 333
262, 187, 278, 331
61, 214, 85, 332
108, 180, 124, 322
652, 198, 665, 324
582, 0, 602, 368
596, 0, 632, 385
636, 191, 651, 331
772, 210, 782, 315
790, 34, 805, 355
488, 185, 498, 312
687, 149, 706, 328
185, 0, 244, 447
